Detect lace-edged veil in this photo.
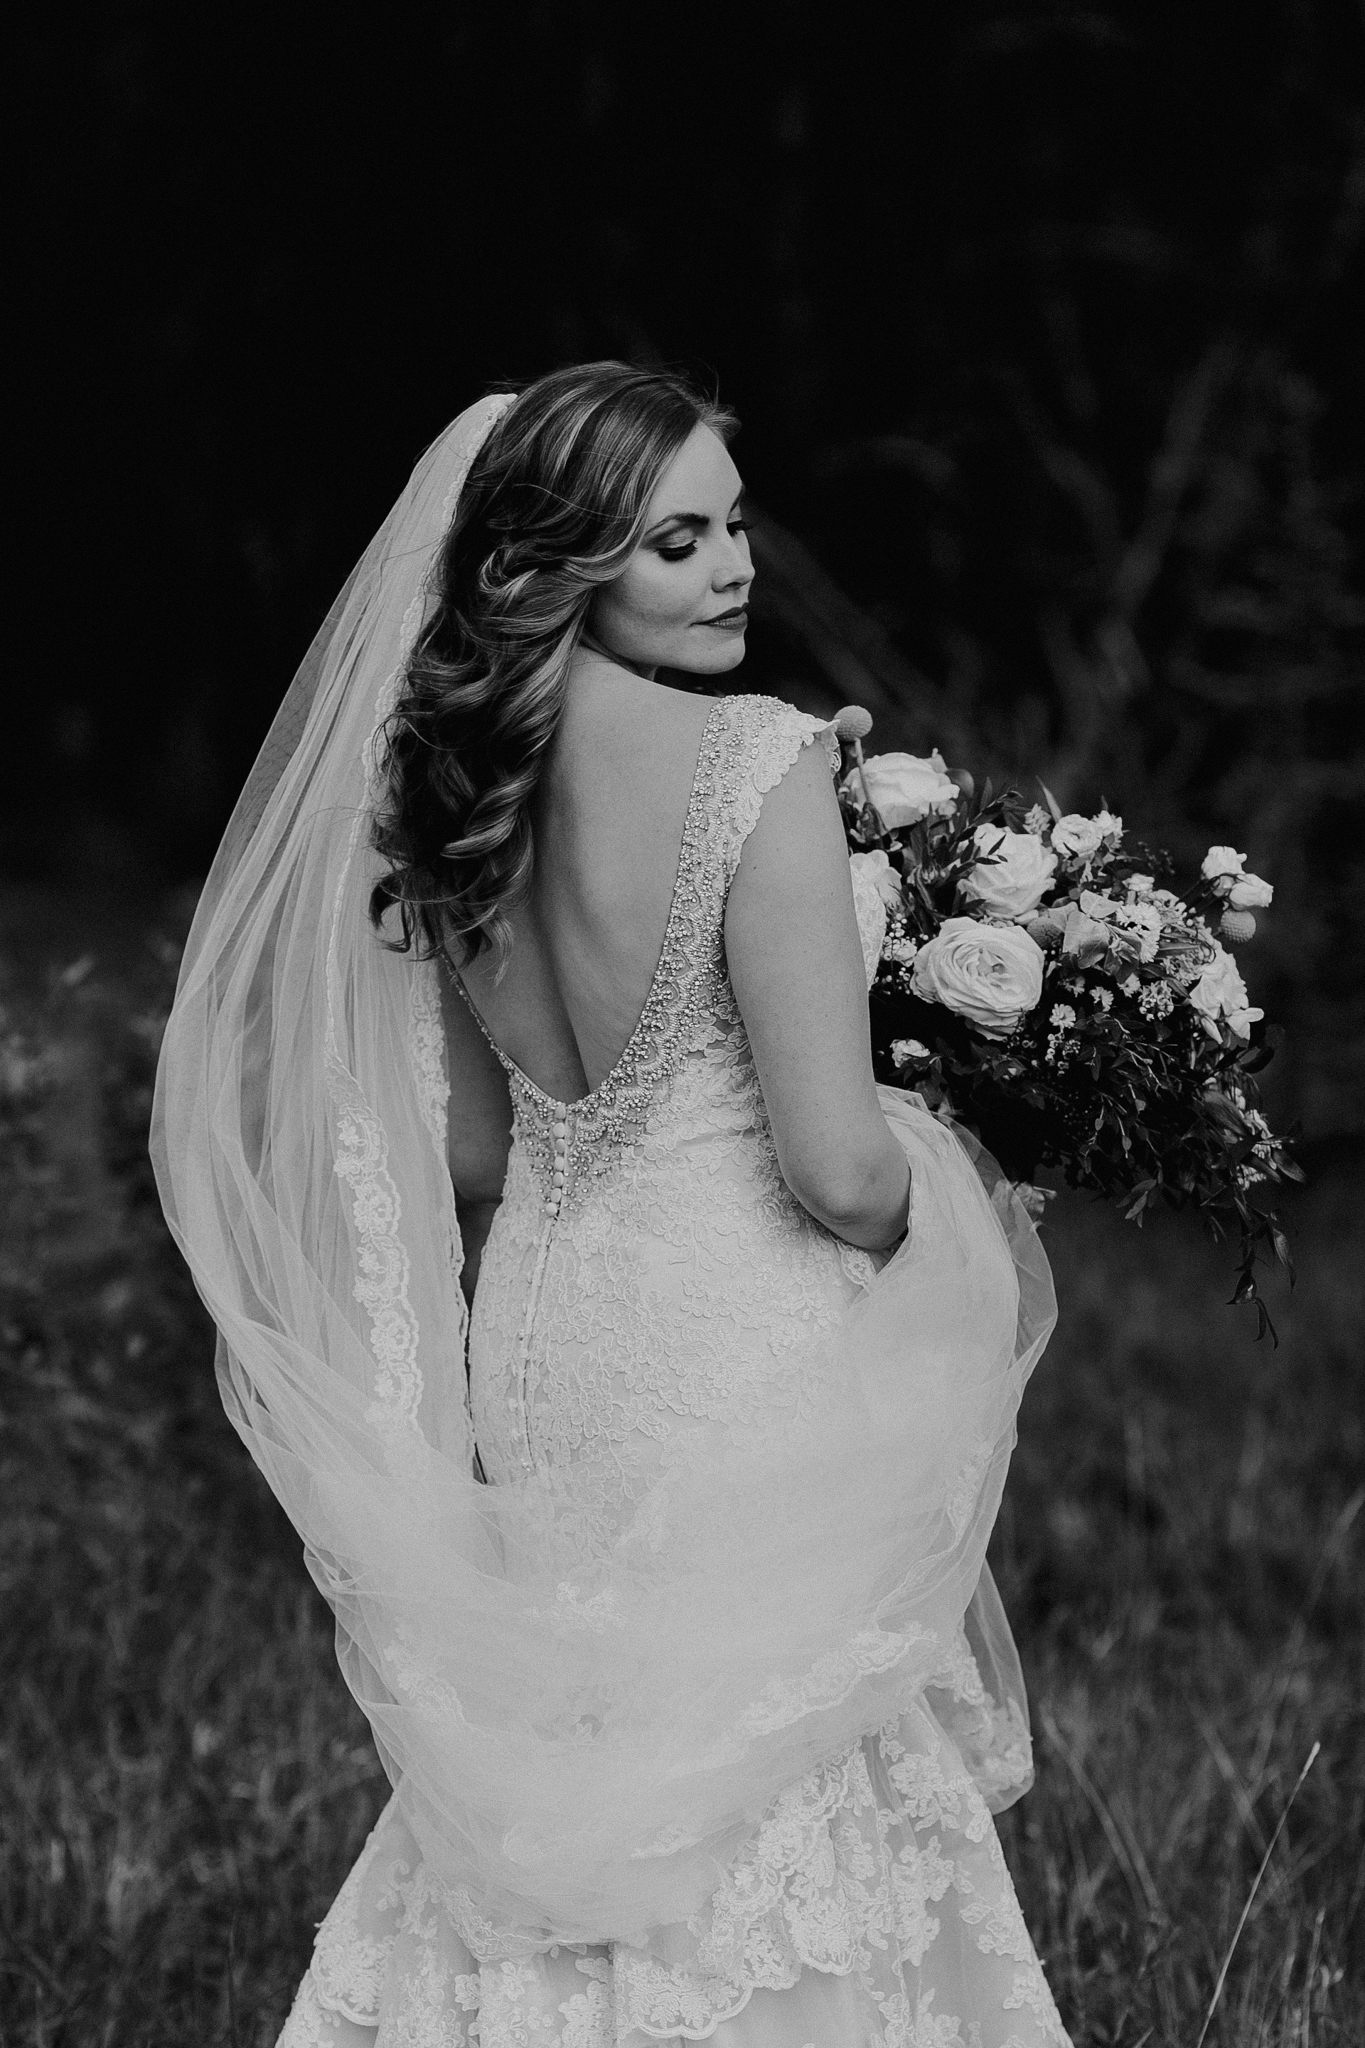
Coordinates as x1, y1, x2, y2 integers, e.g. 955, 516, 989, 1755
152, 393, 1055, 1961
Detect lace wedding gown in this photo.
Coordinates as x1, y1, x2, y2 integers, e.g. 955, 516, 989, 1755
279, 695, 1071, 2048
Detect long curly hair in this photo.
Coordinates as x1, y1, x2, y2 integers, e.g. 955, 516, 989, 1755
369, 361, 738, 963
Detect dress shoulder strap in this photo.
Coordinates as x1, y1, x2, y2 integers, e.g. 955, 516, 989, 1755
709, 695, 841, 891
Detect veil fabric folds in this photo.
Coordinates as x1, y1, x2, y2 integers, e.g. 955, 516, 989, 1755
152, 395, 1056, 1961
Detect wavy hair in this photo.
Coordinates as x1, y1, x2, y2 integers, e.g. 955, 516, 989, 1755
369, 361, 738, 963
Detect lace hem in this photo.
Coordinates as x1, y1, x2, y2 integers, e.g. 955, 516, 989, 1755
279, 1691, 1069, 2048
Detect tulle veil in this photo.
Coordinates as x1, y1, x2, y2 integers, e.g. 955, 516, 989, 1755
151, 392, 1055, 1963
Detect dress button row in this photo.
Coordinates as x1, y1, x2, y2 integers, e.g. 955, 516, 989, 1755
545, 1117, 569, 1219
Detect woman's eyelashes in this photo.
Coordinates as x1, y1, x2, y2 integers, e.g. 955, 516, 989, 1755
656, 519, 751, 564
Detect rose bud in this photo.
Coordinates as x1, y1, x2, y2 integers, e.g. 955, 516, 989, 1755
1220, 908, 1257, 944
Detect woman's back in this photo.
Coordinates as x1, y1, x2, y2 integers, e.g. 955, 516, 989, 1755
460, 685, 873, 1533
451, 652, 911, 1262
458, 656, 717, 1102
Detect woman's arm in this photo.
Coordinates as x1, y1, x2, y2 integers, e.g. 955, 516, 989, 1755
725, 742, 909, 1252
442, 978, 514, 1306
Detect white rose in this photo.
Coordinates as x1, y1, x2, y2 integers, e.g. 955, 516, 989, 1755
1051, 811, 1123, 860
959, 824, 1058, 920
848, 851, 901, 986
891, 1038, 932, 1066
1227, 871, 1273, 911
911, 916, 1046, 1039
842, 749, 959, 829
1188, 943, 1264, 1041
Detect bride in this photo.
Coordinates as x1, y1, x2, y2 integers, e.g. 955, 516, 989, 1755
153, 362, 1070, 2047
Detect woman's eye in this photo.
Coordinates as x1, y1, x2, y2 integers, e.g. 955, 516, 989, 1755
656, 519, 748, 563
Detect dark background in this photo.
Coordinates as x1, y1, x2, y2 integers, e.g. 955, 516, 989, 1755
12, 0, 1365, 1138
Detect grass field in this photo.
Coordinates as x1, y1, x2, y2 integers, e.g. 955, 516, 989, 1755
1, 897, 1361, 2047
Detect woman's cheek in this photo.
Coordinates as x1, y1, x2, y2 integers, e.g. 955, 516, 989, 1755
637, 562, 699, 629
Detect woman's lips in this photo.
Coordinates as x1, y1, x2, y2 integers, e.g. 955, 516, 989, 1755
696, 607, 749, 631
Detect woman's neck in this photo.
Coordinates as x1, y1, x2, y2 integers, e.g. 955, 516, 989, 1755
577, 629, 656, 681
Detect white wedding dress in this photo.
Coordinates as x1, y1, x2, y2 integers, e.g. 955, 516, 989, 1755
278, 694, 1071, 2048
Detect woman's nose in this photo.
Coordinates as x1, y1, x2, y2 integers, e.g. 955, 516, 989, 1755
715, 539, 754, 590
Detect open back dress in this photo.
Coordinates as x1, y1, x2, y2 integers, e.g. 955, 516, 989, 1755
278, 694, 1070, 2048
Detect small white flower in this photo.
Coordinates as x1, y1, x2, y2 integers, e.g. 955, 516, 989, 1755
1052, 811, 1124, 861
1201, 845, 1246, 883
1201, 847, 1273, 907
1227, 871, 1273, 911
1188, 942, 1264, 1040
1077, 890, 1163, 963
1125, 873, 1156, 899
1050, 1004, 1076, 1029
1138, 981, 1176, 1019
1090, 987, 1114, 1010
891, 1038, 932, 1066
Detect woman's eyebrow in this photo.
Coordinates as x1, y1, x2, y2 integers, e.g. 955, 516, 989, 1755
645, 489, 746, 541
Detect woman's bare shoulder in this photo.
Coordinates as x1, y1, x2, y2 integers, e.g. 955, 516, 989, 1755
552, 657, 718, 794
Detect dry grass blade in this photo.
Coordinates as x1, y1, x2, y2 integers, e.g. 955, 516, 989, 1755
1196, 1710, 1269, 1859
1304, 1485, 1365, 1611
1040, 1708, 1164, 1920
1194, 1741, 1321, 2048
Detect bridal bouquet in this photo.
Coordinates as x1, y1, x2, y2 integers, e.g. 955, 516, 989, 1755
833, 711, 1300, 1332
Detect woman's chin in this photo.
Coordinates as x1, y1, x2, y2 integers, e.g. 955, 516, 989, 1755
672, 635, 747, 677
